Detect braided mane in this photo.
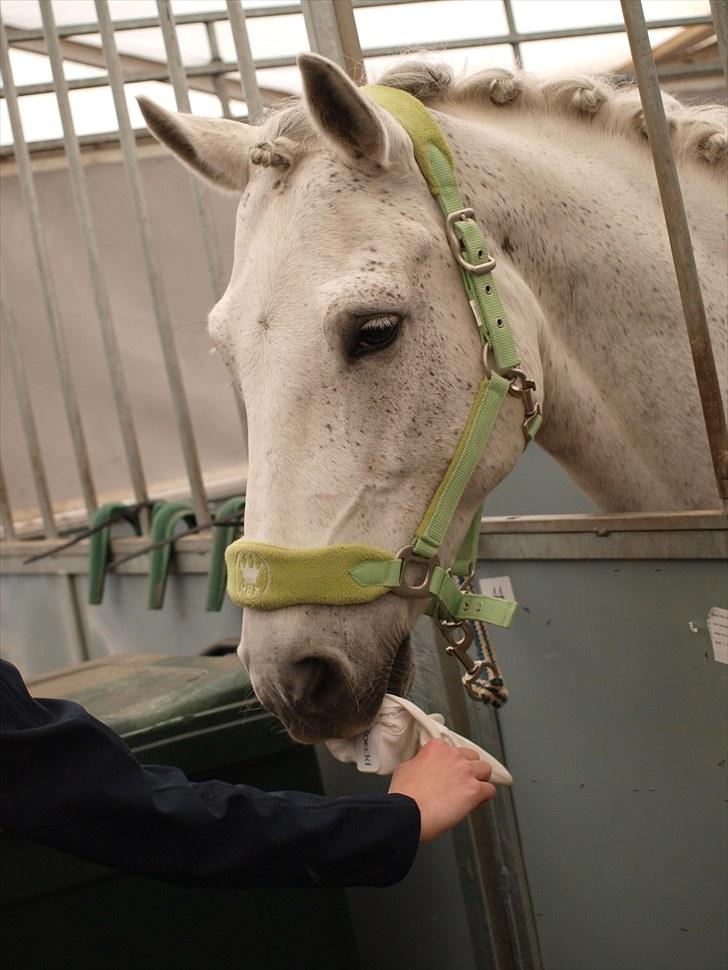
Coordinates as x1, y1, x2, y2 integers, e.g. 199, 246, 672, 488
253, 58, 727, 172
376, 60, 727, 169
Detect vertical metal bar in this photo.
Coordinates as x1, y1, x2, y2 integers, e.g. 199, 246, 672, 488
433, 627, 525, 970
621, 1, 728, 506
155, 0, 248, 457
39, 0, 150, 517
0, 16, 97, 518
301, 0, 366, 83
95, 0, 210, 525
205, 20, 233, 118
1, 261, 59, 538
61, 574, 90, 663
502, 0, 523, 69
709, 0, 728, 86
156, 0, 226, 299
0, 463, 16, 538
225, 0, 265, 123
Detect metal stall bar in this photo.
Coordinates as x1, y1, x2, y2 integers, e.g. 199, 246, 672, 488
0, 463, 14, 538
4, 5, 303, 42
709, 0, 728, 84
2, 15, 717, 106
301, 0, 366, 83
39, 1, 150, 522
226, 0, 264, 123
2, 62, 287, 104
156, 0, 225, 300
155, 0, 250, 439
621, 1, 728, 507
2, 32, 292, 109
95, 0, 210, 527
3, 8, 711, 45
0, 17, 97, 519
1, 261, 58, 538
204, 20, 234, 119
358, 15, 714, 58
0, 257, 89, 661
502, 0, 523, 69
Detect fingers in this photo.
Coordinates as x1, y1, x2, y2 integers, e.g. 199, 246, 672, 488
459, 748, 480, 761
472, 759, 493, 782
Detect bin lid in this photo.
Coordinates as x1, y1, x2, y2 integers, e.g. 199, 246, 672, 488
28, 653, 254, 737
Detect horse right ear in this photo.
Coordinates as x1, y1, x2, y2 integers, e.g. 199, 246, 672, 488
138, 97, 257, 193
298, 53, 392, 172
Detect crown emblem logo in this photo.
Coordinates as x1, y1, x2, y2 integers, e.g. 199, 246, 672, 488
238, 551, 269, 602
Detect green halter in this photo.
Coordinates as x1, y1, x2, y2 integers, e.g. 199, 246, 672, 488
225, 86, 542, 636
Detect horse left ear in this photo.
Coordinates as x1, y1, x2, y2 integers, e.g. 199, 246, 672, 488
138, 97, 256, 192
298, 53, 390, 171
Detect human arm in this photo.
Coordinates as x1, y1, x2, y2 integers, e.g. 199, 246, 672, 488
0, 658, 419, 888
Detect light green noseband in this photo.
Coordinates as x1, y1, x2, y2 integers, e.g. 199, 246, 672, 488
226, 86, 541, 635
226, 541, 398, 609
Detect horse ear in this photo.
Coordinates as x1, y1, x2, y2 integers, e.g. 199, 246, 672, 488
298, 53, 390, 170
137, 97, 255, 192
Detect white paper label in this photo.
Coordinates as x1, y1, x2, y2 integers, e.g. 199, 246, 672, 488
477, 575, 515, 602
355, 728, 380, 773
707, 607, 728, 665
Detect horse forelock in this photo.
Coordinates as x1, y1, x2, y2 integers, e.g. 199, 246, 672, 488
249, 58, 727, 174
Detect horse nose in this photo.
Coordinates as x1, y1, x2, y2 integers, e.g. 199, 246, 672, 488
244, 642, 384, 743
282, 655, 340, 713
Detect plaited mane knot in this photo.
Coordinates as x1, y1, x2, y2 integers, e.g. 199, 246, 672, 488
487, 72, 521, 105
250, 136, 298, 168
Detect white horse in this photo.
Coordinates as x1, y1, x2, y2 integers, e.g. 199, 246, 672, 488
141, 54, 727, 742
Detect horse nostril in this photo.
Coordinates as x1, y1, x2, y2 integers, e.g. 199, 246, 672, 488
286, 656, 336, 710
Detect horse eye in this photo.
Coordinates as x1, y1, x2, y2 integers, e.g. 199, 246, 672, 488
350, 314, 402, 358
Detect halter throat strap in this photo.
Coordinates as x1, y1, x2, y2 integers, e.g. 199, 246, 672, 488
225, 86, 541, 628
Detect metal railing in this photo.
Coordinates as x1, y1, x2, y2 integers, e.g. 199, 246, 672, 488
0, 4, 720, 154
0, 0, 726, 546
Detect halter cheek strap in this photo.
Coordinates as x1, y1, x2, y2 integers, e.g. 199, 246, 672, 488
225, 86, 541, 634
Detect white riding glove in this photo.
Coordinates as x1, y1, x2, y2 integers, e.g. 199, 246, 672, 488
326, 693, 512, 785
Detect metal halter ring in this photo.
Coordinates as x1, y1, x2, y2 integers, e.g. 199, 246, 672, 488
482, 343, 527, 391
393, 545, 439, 598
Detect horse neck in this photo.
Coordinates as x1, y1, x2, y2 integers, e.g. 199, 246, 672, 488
437, 104, 722, 512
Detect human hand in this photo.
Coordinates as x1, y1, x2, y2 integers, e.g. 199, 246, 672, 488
388, 739, 496, 842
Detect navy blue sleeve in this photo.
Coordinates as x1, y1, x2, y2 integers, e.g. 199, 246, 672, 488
0, 659, 420, 888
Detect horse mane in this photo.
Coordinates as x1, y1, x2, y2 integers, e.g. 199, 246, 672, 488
254, 58, 727, 172
377, 60, 727, 169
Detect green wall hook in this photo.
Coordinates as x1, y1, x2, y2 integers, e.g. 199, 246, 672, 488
147, 501, 197, 609
206, 496, 246, 612
88, 502, 143, 605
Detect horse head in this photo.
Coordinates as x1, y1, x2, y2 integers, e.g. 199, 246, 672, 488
141, 54, 537, 742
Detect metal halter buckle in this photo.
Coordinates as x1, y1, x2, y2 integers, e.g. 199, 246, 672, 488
445, 209, 497, 276
393, 545, 439, 598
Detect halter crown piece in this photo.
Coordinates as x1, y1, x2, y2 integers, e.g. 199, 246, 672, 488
225, 87, 542, 695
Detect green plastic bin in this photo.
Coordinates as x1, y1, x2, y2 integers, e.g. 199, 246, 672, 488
1, 653, 358, 970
